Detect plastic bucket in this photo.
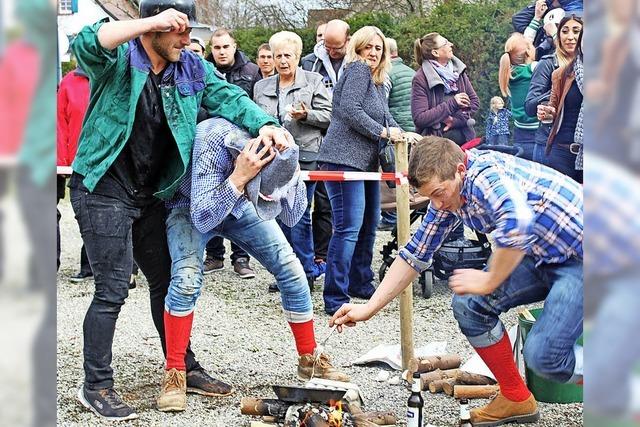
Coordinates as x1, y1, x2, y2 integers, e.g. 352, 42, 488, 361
518, 308, 583, 403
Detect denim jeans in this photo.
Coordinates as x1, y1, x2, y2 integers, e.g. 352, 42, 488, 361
322, 163, 380, 314
69, 173, 201, 390
451, 256, 583, 383
165, 205, 313, 322
586, 271, 640, 415
486, 134, 510, 146
513, 127, 536, 161
280, 181, 317, 276
533, 143, 583, 183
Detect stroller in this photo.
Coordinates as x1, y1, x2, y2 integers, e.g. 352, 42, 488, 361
378, 139, 522, 298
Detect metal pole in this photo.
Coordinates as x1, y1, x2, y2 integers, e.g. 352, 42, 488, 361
395, 138, 414, 369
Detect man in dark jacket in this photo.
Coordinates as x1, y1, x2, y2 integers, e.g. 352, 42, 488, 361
205, 28, 263, 279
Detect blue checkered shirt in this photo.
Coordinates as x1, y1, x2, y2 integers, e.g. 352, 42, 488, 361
167, 117, 307, 233
399, 149, 583, 273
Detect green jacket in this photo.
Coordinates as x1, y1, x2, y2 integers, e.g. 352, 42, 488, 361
72, 19, 278, 200
388, 57, 415, 132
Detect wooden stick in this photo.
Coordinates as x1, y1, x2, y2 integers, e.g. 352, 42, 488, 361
453, 385, 500, 400
240, 397, 289, 418
442, 380, 456, 396
408, 354, 462, 373
428, 378, 456, 394
456, 371, 497, 386
396, 138, 414, 370
403, 368, 462, 385
353, 412, 397, 426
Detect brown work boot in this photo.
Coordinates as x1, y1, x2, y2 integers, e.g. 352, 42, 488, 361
157, 368, 187, 412
298, 353, 350, 382
470, 392, 540, 426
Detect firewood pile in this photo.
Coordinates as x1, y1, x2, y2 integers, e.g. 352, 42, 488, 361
402, 354, 499, 400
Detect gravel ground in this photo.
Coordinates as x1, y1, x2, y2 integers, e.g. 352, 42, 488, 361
57, 197, 582, 426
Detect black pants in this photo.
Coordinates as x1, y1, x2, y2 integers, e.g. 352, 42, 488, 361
205, 236, 249, 263
312, 181, 332, 261
69, 173, 200, 390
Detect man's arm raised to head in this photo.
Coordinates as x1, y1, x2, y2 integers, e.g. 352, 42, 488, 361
97, 8, 189, 50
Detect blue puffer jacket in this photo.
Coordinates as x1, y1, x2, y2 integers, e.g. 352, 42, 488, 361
524, 53, 558, 146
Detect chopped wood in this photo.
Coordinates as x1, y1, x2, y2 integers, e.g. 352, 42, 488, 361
454, 385, 500, 400
408, 354, 462, 373
442, 380, 456, 396
428, 378, 457, 394
353, 411, 397, 425
240, 397, 289, 418
456, 371, 497, 386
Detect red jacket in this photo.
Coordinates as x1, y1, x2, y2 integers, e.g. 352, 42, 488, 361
57, 68, 89, 166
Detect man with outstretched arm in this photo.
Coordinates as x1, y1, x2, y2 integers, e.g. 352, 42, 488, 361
70, 0, 288, 420
331, 136, 583, 427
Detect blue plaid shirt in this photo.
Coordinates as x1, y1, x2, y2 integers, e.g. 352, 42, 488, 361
167, 118, 307, 233
400, 149, 583, 272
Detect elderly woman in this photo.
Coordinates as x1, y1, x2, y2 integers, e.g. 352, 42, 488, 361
317, 26, 402, 315
411, 32, 479, 144
253, 31, 333, 291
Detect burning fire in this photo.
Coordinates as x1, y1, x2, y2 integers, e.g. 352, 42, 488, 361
328, 400, 343, 427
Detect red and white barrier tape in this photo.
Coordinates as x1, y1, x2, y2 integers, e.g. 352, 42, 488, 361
57, 166, 409, 184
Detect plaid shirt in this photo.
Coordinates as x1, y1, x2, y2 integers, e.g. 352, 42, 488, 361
167, 118, 307, 233
400, 149, 583, 273
584, 155, 640, 278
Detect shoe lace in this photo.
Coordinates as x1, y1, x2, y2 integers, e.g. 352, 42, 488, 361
310, 353, 334, 379
164, 370, 185, 391
99, 389, 126, 409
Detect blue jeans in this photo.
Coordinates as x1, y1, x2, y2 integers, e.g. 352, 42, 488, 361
486, 134, 510, 146
280, 181, 316, 276
513, 127, 536, 161
451, 256, 583, 383
533, 143, 583, 183
165, 206, 313, 322
322, 163, 380, 314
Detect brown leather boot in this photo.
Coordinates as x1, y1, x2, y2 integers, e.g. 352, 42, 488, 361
298, 353, 350, 382
470, 392, 540, 426
157, 368, 187, 412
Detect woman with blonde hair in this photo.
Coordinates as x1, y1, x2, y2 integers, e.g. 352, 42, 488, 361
411, 32, 479, 144
498, 32, 539, 160
317, 26, 402, 315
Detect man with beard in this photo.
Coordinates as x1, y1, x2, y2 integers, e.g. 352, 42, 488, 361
70, 0, 283, 420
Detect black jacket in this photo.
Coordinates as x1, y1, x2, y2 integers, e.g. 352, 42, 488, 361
206, 50, 262, 99
524, 53, 558, 145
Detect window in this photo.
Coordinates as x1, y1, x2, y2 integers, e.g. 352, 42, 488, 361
58, 0, 74, 14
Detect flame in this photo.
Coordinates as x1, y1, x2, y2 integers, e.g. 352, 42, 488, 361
328, 400, 343, 427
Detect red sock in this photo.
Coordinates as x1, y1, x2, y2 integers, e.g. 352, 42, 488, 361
288, 320, 316, 355
164, 311, 194, 371
474, 333, 531, 402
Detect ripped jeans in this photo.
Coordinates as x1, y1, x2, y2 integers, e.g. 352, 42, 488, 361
164, 206, 313, 323
451, 256, 583, 383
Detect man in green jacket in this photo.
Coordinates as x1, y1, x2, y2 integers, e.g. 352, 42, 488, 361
70, 1, 284, 420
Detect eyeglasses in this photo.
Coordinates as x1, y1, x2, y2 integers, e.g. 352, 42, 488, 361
434, 39, 452, 50
324, 41, 347, 53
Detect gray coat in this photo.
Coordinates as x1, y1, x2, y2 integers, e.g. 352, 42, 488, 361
317, 61, 398, 172
253, 68, 332, 164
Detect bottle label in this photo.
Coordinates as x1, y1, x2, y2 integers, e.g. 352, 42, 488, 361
407, 407, 422, 427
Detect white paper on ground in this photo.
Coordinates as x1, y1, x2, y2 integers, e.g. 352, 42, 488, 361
460, 325, 519, 381
352, 342, 447, 370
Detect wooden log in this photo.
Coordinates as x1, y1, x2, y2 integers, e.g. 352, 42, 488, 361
408, 354, 462, 373
396, 138, 415, 370
442, 380, 456, 396
240, 397, 289, 418
454, 385, 500, 400
428, 378, 457, 394
353, 411, 398, 425
251, 422, 277, 427
456, 371, 497, 386
403, 368, 461, 386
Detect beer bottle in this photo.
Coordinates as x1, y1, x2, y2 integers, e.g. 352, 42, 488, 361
407, 372, 423, 427
459, 398, 472, 427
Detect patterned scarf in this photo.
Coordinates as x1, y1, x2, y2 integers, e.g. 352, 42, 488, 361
573, 56, 584, 170
429, 59, 459, 94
